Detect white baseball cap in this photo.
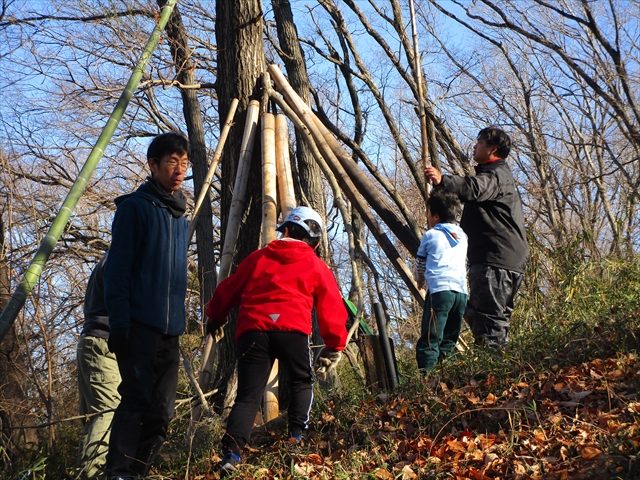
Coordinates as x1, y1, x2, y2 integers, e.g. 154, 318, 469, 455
276, 206, 323, 238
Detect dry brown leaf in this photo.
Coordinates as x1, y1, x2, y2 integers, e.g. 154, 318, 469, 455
447, 440, 467, 452
580, 445, 603, 460
607, 369, 624, 380
374, 468, 394, 479
400, 465, 417, 479
306, 453, 324, 465
549, 412, 563, 424
322, 412, 335, 422
569, 390, 592, 400
294, 462, 314, 476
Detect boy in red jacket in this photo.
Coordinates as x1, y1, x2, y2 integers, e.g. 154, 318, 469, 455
205, 206, 348, 476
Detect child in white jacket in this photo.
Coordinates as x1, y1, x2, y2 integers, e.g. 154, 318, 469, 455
414, 188, 468, 372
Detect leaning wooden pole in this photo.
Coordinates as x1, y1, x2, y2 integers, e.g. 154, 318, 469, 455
409, 0, 429, 175
188, 98, 239, 240
191, 100, 261, 425
261, 108, 280, 422
261, 113, 278, 245
267, 65, 420, 256
265, 68, 424, 304
182, 98, 239, 419
409, 0, 435, 199
0, 0, 179, 344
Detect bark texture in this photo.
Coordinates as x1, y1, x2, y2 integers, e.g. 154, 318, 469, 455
161, 1, 218, 317
272, 0, 325, 218
214, 0, 265, 405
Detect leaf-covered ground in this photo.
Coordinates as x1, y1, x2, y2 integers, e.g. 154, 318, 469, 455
179, 351, 639, 479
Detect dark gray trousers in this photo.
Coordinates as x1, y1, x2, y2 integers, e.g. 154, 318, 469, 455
465, 264, 524, 347
106, 321, 179, 478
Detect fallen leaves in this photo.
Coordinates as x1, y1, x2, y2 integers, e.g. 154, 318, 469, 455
241, 353, 638, 479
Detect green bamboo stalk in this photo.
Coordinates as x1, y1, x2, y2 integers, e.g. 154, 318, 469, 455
0, 0, 179, 343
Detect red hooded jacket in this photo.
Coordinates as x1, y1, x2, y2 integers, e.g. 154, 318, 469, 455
206, 239, 348, 351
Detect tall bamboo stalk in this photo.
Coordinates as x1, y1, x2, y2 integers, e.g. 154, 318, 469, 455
182, 99, 239, 420
192, 100, 261, 424
261, 109, 279, 422
275, 114, 296, 216
0, 0, 179, 344
261, 112, 278, 245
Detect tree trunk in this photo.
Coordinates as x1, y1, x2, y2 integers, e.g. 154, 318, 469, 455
271, 0, 325, 219
161, 1, 218, 318
0, 215, 37, 472
214, 0, 265, 407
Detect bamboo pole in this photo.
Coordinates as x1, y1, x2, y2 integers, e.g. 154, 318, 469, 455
265, 66, 424, 304
191, 100, 261, 425
267, 64, 420, 257
0, 0, 179, 344
261, 109, 279, 422
261, 112, 278, 245
266, 87, 355, 274
275, 114, 296, 216
182, 99, 239, 420
188, 98, 239, 240
409, 0, 429, 176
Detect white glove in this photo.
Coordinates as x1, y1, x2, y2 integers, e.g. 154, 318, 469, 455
314, 347, 342, 380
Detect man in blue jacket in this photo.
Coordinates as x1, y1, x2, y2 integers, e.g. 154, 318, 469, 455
104, 132, 190, 479
426, 126, 528, 349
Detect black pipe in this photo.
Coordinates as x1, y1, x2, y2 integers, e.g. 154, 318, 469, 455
373, 302, 398, 390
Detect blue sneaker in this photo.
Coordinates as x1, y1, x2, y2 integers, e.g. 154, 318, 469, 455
219, 452, 242, 477
288, 432, 302, 442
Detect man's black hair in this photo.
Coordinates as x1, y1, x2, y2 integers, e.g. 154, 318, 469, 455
147, 132, 190, 163
477, 126, 511, 159
282, 220, 321, 248
427, 187, 462, 224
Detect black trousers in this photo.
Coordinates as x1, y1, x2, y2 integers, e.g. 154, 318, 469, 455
465, 264, 524, 347
222, 330, 313, 455
106, 321, 180, 477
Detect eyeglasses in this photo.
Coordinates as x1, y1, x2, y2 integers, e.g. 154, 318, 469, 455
164, 159, 189, 170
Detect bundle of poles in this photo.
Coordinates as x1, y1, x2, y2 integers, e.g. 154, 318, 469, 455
190, 64, 429, 427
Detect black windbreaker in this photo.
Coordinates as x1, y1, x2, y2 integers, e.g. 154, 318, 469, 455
441, 160, 528, 273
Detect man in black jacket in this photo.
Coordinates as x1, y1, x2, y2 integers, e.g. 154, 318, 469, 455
426, 126, 528, 348
104, 132, 190, 479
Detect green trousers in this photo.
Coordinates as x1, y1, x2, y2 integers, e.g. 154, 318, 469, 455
76, 335, 121, 480
416, 290, 468, 371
